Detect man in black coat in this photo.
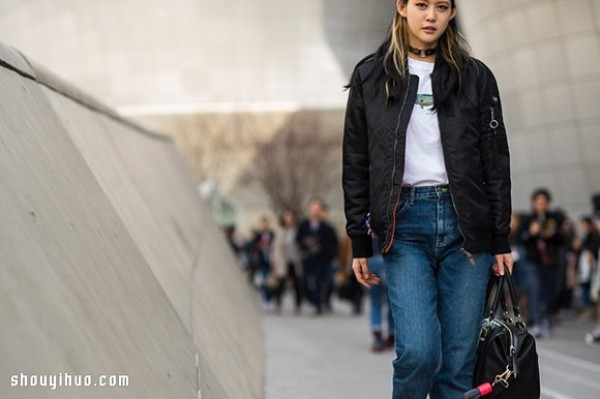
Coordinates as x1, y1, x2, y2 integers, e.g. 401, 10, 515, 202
296, 198, 339, 315
519, 188, 565, 337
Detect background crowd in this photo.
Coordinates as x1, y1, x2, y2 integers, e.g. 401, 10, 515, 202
224, 188, 600, 350
510, 189, 600, 344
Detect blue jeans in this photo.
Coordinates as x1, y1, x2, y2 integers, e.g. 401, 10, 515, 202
383, 185, 492, 399
302, 259, 329, 313
368, 254, 394, 334
259, 263, 272, 303
524, 261, 553, 329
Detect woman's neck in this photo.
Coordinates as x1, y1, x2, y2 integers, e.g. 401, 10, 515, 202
407, 53, 436, 63
407, 41, 438, 63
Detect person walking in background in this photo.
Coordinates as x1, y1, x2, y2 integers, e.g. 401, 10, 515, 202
247, 216, 276, 311
342, 1, 512, 397
296, 198, 339, 315
271, 210, 303, 315
557, 216, 578, 320
574, 216, 599, 321
367, 235, 394, 352
520, 188, 564, 337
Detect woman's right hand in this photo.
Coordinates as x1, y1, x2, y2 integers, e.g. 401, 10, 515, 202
352, 258, 381, 288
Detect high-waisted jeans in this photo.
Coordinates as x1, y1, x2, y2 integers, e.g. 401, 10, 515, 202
382, 185, 492, 399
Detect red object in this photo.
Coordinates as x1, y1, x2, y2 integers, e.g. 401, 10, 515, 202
463, 383, 493, 399
479, 383, 493, 396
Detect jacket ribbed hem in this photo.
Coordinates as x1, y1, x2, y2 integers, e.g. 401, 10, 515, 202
351, 235, 373, 258
491, 233, 511, 255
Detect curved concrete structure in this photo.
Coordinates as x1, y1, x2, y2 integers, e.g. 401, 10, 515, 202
461, 0, 600, 215
0, 42, 262, 399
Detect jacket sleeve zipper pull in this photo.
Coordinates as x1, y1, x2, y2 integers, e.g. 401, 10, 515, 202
489, 106, 498, 130
489, 100, 499, 157
364, 212, 373, 236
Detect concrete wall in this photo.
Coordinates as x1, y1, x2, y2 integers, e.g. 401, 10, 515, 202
460, 0, 600, 216
0, 42, 263, 399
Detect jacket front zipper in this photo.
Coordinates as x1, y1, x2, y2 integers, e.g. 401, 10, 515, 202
438, 102, 468, 253
383, 78, 412, 253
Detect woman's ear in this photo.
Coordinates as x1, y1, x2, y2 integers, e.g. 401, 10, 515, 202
450, 5, 458, 20
397, 0, 407, 18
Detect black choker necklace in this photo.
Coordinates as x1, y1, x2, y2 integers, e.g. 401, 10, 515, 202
408, 45, 437, 58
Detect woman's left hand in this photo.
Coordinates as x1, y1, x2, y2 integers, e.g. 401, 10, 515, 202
492, 253, 514, 276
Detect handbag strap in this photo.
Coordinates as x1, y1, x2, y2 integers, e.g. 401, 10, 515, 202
488, 271, 521, 319
488, 275, 505, 318
503, 270, 521, 318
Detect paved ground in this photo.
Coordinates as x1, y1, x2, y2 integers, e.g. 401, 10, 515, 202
264, 295, 600, 399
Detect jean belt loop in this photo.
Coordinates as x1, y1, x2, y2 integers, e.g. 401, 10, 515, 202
410, 186, 415, 204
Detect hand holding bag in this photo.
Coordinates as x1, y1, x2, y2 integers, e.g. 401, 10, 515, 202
465, 271, 540, 399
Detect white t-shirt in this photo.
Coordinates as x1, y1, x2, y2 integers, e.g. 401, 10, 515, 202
402, 57, 449, 187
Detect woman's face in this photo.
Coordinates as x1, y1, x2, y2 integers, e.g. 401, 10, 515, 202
398, 0, 456, 49
283, 211, 295, 226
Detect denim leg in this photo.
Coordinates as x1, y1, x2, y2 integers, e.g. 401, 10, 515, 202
369, 256, 385, 331
383, 185, 494, 399
581, 282, 593, 308
369, 281, 383, 331
288, 262, 303, 308
259, 264, 272, 302
302, 260, 316, 307
387, 302, 395, 336
430, 245, 492, 399
384, 240, 440, 399
525, 261, 542, 325
313, 262, 327, 312
540, 269, 556, 325
302, 261, 327, 313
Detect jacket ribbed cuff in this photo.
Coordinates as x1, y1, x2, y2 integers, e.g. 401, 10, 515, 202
351, 235, 373, 258
491, 233, 511, 255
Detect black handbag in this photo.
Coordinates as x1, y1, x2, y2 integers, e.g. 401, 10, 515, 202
465, 271, 540, 399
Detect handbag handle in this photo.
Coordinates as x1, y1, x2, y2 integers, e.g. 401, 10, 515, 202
488, 275, 505, 318
488, 271, 521, 319
503, 270, 521, 318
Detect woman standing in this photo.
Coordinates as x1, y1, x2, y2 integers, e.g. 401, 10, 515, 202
342, 1, 513, 398
271, 210, 303, 314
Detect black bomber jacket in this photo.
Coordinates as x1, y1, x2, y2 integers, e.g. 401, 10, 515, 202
342, 55, 511, 258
